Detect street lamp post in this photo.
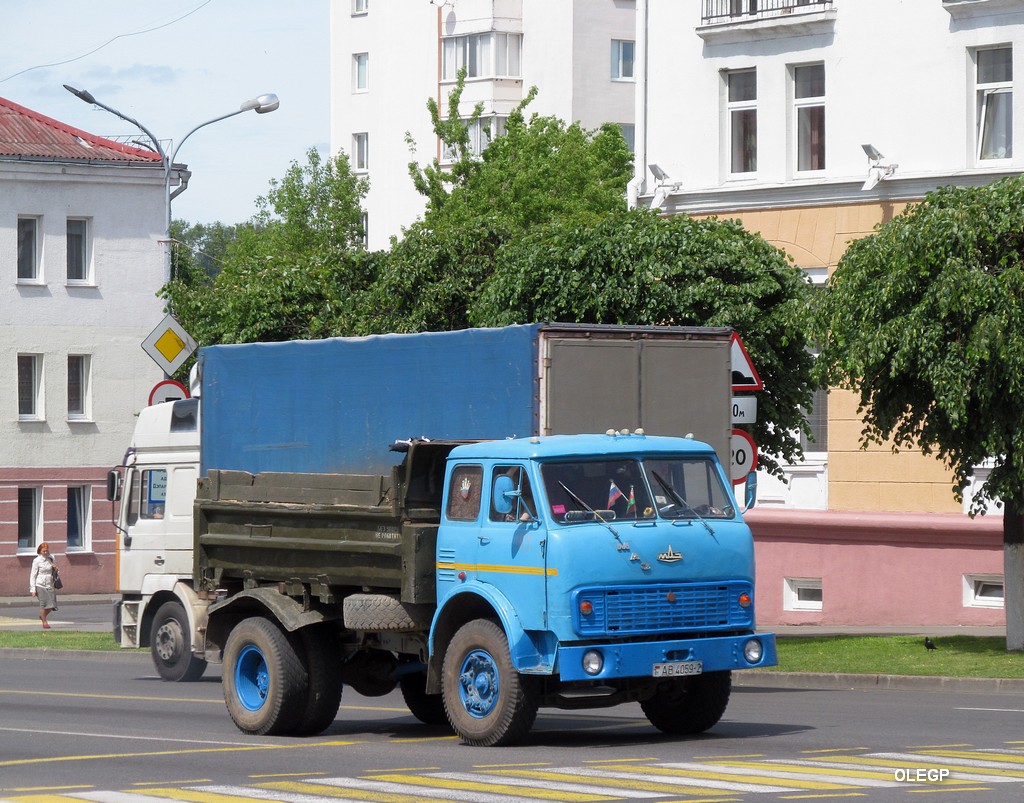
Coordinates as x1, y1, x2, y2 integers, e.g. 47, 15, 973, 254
63, 85, 279, 282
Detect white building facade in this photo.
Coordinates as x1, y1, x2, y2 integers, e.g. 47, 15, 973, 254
0, 97, 167, 596
329, 0, 637, 251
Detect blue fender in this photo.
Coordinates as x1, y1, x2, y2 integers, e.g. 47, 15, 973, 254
430, 582, 556, 676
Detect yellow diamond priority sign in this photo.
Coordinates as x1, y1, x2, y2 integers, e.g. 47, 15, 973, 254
142, 314, 198, 375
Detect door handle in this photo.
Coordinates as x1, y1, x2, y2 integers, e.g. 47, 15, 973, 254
477, 536, 490, 544
154, 556, 165, 566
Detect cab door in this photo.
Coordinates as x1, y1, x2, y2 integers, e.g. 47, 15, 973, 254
475, 464, 549, 629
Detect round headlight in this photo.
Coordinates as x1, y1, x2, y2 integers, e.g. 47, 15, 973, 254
743, 638, 763, 664
582, 649, 604, 676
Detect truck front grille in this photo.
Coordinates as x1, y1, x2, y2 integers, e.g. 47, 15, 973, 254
572, 582, 753, 637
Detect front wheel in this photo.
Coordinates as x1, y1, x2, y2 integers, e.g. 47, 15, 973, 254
441, 619, 538, 746
150, 601, 207, 682
222, 617, 307, 736
641, 670, 732, 735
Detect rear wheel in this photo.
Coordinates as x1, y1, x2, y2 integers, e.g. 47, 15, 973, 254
292, 626, 343, 736
222, 617, 306, 736
150, 601, 207, 682
400, 671, 448, 726
641, 670, 732, 735
441, 619, 537, 746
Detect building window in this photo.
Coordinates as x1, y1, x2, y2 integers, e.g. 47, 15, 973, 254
794, 63, 825, 171
353, 132, 369, 171
964, 574, 1004, 608
976, 46, 1012, 161
18, 217, 40, 281
353, 52, 369, 92
443, 116, 508, 161
784, 577, 823, 612
442, 33, 522, 81
728, 69, 757, 174
68, 354, 90, 420
619, 123, 636, 153
800, 386, 828, 452
18, 487, 41, 551
360, 212, 368, 247
611, 39, 635, 81
67, 485, 90, 550
352, 0, 368, 13
67, 218, 90, 282
18, 354, 42, 420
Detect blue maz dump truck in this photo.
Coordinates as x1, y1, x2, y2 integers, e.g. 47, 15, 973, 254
183, 324, 775, 745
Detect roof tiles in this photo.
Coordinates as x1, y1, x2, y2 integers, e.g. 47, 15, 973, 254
0, 95, 162, 164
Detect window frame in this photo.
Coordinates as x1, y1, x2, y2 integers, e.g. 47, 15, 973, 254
442, 32, 523, 81
17, 216, 41, 283
963, 573, 1004, 609
611, 39, 635, 81
353, 52, 369, 92
352, 0, 368, 14
975, 46, 1013, 162
18, 353, 43, 421
67, 354, 91, 421
66, 217, 91, 284
352, 132, 369, 171
793, 62, 826, 173
783, 577, 823, 612
18, 487, 42, 553
67, 484, 91, 551
442, 115, 508, 162
727, 69, 758, 176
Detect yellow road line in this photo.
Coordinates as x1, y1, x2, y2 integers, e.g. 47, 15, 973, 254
481, 768, 729, 796
364, 773, 617, 801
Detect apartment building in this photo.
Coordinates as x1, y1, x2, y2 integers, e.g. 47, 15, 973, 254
638, 0, 1020, 626
329, 0, 637, 250
0, 97, 166, 595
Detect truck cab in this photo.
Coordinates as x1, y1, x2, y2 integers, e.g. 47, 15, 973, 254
108, 397, 206, 680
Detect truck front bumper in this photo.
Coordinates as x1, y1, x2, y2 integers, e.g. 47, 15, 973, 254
555, 632, 776, 682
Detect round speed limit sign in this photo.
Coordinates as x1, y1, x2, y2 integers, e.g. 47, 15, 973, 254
730, 429, 759, 484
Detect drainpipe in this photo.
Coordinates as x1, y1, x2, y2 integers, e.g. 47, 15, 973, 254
626, 0, 648, 209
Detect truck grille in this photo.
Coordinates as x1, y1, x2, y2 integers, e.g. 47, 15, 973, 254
572, 582, 753, 637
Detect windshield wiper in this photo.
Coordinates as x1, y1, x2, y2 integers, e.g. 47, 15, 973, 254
650, 470, 714, 536
558, 481, 619, 538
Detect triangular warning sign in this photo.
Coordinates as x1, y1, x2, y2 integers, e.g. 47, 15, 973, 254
730, 332, 763, 391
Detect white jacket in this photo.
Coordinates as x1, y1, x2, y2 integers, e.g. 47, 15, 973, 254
29, 554, 55, 593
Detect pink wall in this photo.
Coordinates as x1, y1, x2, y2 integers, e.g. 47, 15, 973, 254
747, 508, 1006, 628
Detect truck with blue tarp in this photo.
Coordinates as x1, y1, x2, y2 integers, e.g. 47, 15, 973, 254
111, 324, 775, 744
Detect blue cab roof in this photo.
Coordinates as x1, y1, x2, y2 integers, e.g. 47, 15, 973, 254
447, 432, 718, 462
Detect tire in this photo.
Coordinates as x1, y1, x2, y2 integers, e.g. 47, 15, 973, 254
441, 619, 538, 746
400, 671, 448, 726
343, 593, 433, 632
640, 670, 732, 735
222, 617, 307, 736
292, 627, 343, 736
150, 601, 207, 682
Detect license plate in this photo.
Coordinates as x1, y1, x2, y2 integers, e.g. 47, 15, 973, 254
652, 660, 703, 677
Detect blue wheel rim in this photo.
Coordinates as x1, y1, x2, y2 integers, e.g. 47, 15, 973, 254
235, 643, 269, 712
457, 648, 499, 718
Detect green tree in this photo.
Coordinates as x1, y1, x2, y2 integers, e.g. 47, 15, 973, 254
814, 176, 1024, 651
171, 220, 238, 280
471, 208, 817, 477
161, 147, 372, 348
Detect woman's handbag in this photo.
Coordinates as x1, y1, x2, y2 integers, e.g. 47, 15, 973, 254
52, 567, 63, 590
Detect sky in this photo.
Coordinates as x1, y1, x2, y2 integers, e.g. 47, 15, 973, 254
0, 0, 330, 225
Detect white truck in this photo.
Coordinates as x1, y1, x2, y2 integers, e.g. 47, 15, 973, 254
110, 396, 207, 681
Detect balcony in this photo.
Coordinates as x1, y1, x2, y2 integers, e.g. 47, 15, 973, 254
699, 0, 837, 44
702, 0, 834, 24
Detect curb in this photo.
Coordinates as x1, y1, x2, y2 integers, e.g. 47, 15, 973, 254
735, 670, 1024, 694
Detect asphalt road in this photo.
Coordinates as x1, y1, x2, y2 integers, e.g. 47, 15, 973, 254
2, 648, 1024, 803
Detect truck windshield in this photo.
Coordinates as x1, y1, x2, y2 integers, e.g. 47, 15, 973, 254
643, 457, 735, 519
541, 456, 734, 524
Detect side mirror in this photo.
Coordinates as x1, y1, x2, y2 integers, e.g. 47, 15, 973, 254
743, 471, 757, 511
492, 475, 515, 515
107, 469, 122, 502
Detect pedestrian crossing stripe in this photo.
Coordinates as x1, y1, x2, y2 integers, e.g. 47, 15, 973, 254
6, 747, 1024, 803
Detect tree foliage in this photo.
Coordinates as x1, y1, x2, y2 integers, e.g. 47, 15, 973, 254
814, 176, 1024, 651
470, 208, 816, 476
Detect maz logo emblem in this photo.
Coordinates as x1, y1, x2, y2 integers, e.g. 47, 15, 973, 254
657, 546, 683, 563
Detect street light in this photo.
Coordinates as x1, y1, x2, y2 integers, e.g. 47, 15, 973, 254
63, 84, 280, 281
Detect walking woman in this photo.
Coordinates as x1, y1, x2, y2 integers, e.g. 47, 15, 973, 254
29, 542, 58, 629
